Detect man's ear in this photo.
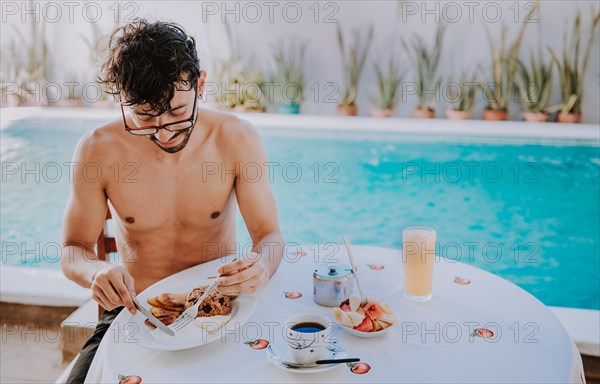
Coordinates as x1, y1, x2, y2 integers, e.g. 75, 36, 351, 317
197, 70, 207, 98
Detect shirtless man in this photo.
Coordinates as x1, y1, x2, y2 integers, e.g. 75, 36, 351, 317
61, 20, 284, 382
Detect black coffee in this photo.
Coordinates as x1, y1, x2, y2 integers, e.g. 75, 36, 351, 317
291, 322, 326, 333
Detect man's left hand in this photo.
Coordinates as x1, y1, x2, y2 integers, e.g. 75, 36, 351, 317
216, 253, 269, 295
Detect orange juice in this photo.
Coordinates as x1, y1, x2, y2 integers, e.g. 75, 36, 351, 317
402, 227, 436, 302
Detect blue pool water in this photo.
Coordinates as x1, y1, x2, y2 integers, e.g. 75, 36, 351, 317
1, 117, 599, 310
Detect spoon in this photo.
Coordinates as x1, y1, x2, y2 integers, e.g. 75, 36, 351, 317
282, 357, 360, 369
343, 236, 367, 306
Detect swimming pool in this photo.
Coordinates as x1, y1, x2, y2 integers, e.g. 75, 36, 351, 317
1, 114, 599, 310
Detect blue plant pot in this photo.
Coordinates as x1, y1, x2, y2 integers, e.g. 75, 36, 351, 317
277, 104, 301, 114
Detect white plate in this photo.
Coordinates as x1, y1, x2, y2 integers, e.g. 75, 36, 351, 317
266, 338, 348, 374
125, 277, 257, 351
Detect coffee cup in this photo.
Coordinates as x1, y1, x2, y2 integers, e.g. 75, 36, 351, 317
282, 314, 334, 365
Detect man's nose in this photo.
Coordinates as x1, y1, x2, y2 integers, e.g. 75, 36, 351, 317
154, 128, 175, 142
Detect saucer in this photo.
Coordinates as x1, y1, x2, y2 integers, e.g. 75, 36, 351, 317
266, 338, 348, 374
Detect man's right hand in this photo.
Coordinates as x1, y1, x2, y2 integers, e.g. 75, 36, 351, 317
91, 263, 137, 314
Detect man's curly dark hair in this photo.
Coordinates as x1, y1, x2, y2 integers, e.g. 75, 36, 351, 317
100, 19, 201, 115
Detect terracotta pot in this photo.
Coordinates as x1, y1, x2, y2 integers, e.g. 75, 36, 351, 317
246, 108, 266, 113
0, 94, 20, 108
336, 105, 357, 116
523, 112, 550, 123
22, 95, 48, 107
557, 112, 581, 124
54, 98, 83, 108
483, 108, 508, 121
234, 105, 266, 113
445, 110, 471, 120
370, 109, 394, 118
412, 108, 435, 119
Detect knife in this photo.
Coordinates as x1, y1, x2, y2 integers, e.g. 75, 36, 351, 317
132, 296, 175, 336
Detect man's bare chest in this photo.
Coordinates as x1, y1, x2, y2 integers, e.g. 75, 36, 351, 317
105, 158, 236, 231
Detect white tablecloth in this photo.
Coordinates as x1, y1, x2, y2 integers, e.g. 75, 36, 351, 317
85, 245, 584, 383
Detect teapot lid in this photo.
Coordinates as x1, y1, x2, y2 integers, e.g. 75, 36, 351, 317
314, 264, 353, 279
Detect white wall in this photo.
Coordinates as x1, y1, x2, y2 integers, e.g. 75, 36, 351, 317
2, 0, 599, 123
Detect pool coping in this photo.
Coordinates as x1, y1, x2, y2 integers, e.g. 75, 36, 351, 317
0, 266, 90, 307
1, 107, 599, 146
1, 265, 598, 357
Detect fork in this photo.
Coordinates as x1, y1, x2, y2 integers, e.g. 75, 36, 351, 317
169, 278, 219, 332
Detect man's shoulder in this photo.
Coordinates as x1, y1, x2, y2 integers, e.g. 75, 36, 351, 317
75, 119, 128, 159
203, 108, 261, 145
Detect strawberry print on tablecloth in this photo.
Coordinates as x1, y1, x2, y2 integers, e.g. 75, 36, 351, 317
118, 374, 142, 384
454, 276, 471, 285
245, 339, 269, 350
284, 291, 302, 299
471, 328, 494, 338
348, 362, 371, 374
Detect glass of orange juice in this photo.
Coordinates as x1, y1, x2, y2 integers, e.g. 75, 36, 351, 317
402, 226, 436, 302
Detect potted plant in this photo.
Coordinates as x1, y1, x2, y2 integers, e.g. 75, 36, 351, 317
216, 56, 266, 113
209, 20, 266, 113
403, 23, 446, 118
54, 74, 84, 107
514, 50, 556, 122
80, 10, 122, 108
481, 10, 533, 121
270, 39, 307, 114
235, 69, 267, 112
548, 8, 600, 123
336, 25, 374, 116
0, 42, 22, 108
368, 54, 403, 117
10, 17, 49, 106
445, 68, 479, 120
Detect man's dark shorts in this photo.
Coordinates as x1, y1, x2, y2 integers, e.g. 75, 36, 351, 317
67, 307, 123, 384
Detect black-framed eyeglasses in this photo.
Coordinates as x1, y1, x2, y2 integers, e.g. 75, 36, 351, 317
121, 88, 198, 136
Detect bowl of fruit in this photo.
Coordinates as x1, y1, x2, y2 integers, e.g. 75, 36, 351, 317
332, 294, 397, 338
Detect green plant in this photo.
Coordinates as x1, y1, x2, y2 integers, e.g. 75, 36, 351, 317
227, 69, 266, 111
447, 67, 480, 112
548, 8, 600, 115
369, 55, 403, 110
270, 39, 307, 105
514, 50, 555, 113
0, 41, 21, 93
209, 20, 266, 111
403, 23, 446, 110
80, 2, 121, 102
9, 15, 48, 95
481, 6, 534, 112
336, 24, 374, 107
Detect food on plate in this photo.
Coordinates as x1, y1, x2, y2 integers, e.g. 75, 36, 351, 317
143, 286, 232, 330
146, 293, 187, 311
185, 285, 232, 317
149, 307, 182, 318
333, 294, 397, 332
144, 315, 179, 329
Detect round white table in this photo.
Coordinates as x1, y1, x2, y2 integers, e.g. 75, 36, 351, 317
85, 245, 584, 383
